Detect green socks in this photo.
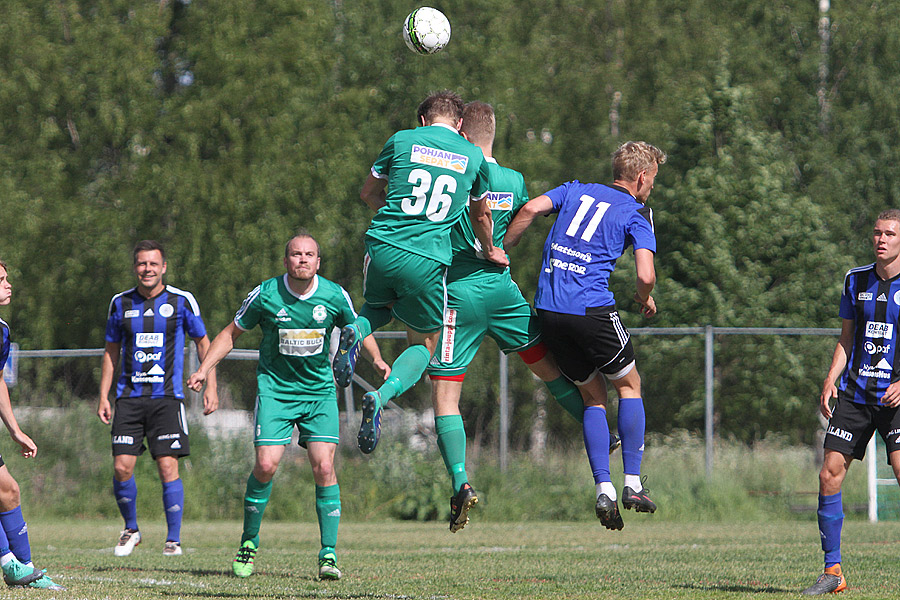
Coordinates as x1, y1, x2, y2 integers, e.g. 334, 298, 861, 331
376, 344, 431, 409
315, 484, 341, 557
545, 376, 584, 423
241, 473, 273, 547
435, 414, 468, 493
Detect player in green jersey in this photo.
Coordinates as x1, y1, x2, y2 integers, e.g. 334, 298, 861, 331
332, 90, 507, 455
188, 232, 388, 581
427, 102, 615, 532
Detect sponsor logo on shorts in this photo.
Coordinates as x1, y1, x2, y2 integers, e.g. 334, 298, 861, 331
827, 426, 853, 442
865, 321, 893, 339
858, 292, 873, 301
158, 433, 181, 440
486, 191, 513, 211
887, 428, 900, 438
159, 303, 174, 318
170, 441, 182, 449
124, 309, 140, 319
410, 144, 468, 173
440, 309, 457, 364
113, 435, 134, 445
134, 350, 162, 363
864, 341, 891, 355
136, 332, 164, 348
313, 305, 327, 323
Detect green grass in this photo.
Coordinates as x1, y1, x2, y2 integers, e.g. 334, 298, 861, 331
22, 518, 900, 599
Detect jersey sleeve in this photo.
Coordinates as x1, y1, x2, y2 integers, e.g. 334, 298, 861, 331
838, 270, 856, 319
336, 286, 359, 328
182, 305, 207, 339
104, 298, 123, 344
371, 134, 397, 179
0, 322, 9, 371
234, 284, 263, 331
627, 207, 657, 252
469, 152, 491, 200
544, 181, 573, 214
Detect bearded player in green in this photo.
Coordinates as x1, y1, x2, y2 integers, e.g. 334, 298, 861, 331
427, 102, 617, 532
188, 232, 387, 580
332, 91, 507, 458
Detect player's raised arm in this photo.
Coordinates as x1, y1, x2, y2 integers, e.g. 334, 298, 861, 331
503, 194, 554, 248
360, 172, 387, 211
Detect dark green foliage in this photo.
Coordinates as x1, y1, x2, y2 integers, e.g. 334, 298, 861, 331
0, 0, 892, 445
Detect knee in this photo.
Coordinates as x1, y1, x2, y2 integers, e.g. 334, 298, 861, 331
113, 464, 134, 481
311, 461, 335, 484
819, 467, 844, 493
0, 479, 20, 509
254, 459, 279, 480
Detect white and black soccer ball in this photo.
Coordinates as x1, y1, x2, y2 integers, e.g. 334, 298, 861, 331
403, 7, 451, 55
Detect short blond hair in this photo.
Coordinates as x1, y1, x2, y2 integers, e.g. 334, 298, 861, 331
461, 101, 496, 146
612, 141, 667, 182
877, 209, 900, 224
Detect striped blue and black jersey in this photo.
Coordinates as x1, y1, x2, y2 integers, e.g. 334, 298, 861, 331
837, 263, 900, 405
0, 317, 10, 371
535, 181, 656, 315
105, 285, 207, 400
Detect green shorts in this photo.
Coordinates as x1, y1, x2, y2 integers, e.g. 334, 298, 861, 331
253, 395, 339, 446
427, 270, 541, 376
363, 238, 446, 333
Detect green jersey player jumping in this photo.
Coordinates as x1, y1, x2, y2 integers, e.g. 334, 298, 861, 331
331, 90, 507, 460
188, 232, 387, 580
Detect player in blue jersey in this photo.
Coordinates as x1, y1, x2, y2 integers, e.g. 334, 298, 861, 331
505, 141, 666, 531
98, 240, 219, 557
802, 209, 900, 595
332, 90, 506, 455
0, 260, 64, 590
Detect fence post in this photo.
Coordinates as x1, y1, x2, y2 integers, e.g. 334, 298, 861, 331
705, 325, 714, 478
499, 349, 509, 473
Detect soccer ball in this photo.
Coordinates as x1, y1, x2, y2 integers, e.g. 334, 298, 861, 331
403, 7, 451, 54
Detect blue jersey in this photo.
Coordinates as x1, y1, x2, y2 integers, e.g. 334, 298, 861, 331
105, 285, 207, 400
534, 181, 656, 315
837, 264, 900, 405
0, 317, 10, 371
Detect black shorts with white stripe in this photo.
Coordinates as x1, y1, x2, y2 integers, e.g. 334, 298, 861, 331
536, 306, 636, 384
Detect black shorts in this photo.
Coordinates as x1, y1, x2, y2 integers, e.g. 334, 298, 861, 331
536, 306, 636, 384
111, 396, 190, 459
824, 398, 900, 463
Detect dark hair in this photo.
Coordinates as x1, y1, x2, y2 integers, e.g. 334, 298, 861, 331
461, 101, 496, 146
612, 141, 667, 181
285, 228, 321, 258
417, 90, 465, 126
133, 240, 166, 264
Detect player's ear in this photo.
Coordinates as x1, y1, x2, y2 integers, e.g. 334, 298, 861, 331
419, 115, 426, 127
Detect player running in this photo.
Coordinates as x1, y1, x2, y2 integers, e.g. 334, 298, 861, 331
188, 232, 387, 581
332, 90, 506, 454
802, 210, 900, 595
0, 260, 64, 590
427, 101, 617, 533
505, 141, 666, 530
98, 240, 219, 557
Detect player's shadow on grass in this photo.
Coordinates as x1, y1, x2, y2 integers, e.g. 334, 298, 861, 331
674, 583, 794, 594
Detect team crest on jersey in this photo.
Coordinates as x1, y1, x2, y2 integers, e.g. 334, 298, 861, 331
485, 191, 514, 211
410, 144, 468, 173
312, 305, 327, 322
894, 290, 900, 305
159, 303, 174, 318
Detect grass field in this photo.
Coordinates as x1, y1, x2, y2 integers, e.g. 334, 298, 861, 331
15, 517, 900, 599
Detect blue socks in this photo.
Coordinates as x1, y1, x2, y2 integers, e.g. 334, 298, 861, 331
818, 492, 843, 567
162, 479, 184, 543
618, 397, 645, 476
114, 476, 139, 531
583, 406, 611, 484
0, 507, 29, 565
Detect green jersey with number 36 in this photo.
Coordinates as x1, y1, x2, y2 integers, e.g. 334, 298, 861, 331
234, 274, 357, 400
366, 123, 491, 266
